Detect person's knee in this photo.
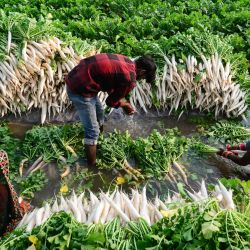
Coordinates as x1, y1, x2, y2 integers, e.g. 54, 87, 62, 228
84, 126, 100, 144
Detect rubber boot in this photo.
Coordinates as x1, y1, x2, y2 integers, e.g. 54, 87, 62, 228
85, 144, 97, 167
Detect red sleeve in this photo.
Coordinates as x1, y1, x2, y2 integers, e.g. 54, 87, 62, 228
106, 82, 136, 108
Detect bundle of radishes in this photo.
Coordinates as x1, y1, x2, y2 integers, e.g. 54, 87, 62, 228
0, 35, 98, 124
0, 12, 101, 123
156, 53, 248, 119
17, 180, 235, 232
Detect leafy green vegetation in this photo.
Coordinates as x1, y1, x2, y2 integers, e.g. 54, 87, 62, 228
206, 120, 250, 144
133, 129, 189, 178
1, 120, 249, 199
22, 123, 84, 162
1, 120, 250, 248
96, 128, 189, 179
148, 201, 250, 249
190, 139, 219, 154
15, 170, 48, 199
97, 130, 133, 170
1, 0, 249, 57
0, 0, 249, 245
0, 124, 21, 180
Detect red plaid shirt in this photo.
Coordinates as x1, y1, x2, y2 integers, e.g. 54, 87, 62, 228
65, 53, 137, 108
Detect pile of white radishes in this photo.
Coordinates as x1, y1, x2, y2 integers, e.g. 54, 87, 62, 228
17, 180, 235, 232
155, 53, 248, 119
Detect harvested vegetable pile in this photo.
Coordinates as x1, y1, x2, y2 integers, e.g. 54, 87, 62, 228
14, 180, 235, 230
0, 12, 97, 123
0, 123, 86, 198
133, 129, 188, 178
22, 123, 84, 162
189, 140, 219, 155
206, 120, 250, 144
1, 179, 250, 249
97, 130, 143, 181
2, 120, 249, 199
1, 123, 190, 183
156, 52, 248, 119
97, 128, 189, 180
0, 0, 249, 94
97, 130, 133, 170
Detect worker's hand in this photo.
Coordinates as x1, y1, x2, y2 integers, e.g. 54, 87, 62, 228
216, 148, 225, 156
120, 101, 135, 115
217, 150, 236, 158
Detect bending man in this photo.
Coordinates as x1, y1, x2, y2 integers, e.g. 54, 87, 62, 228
65, 53, 156, 167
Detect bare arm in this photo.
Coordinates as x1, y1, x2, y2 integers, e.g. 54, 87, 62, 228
105, 82, 136, 115
227, 151, 250, 166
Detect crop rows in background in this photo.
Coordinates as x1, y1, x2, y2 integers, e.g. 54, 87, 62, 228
0, 0, 249, 103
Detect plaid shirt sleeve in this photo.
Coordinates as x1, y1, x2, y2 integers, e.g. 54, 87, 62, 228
106, 82, 136, 108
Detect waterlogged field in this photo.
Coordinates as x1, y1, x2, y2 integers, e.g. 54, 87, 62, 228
1, 109, 249, 204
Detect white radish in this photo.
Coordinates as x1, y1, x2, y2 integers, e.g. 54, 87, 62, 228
121, 193, 140, 220
102, 193, 130, 223
140, 187, 151, 225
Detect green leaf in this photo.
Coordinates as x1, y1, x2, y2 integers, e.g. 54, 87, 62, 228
202, 222, 219, 239
240, 180, 250, 194
47, 235, 55, 243
203, 213, 213, 221
177, 182, 186, 196
218, 237, 227, 243
63, 234, 70, 241
183, 229, 193, 241
86, 232, 105, 246
81, 246, 99, 250
150, 235, 162, 242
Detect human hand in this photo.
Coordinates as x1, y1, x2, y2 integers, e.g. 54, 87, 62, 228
216, 148, 225, 156
121, 102, 135, 115
218, 150, 236, 158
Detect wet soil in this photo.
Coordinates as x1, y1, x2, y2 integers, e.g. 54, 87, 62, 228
1, 107, 250, 203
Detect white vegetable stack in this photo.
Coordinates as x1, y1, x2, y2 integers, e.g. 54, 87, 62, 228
17, 180, 235, 232
0, 13, 247, 122
0, 36, 98, 123
156, 53, 247, 119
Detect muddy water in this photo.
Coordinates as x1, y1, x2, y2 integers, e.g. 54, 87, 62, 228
7, 122, 34, 139
3, 107, 250, 204
104, 108, 198, 137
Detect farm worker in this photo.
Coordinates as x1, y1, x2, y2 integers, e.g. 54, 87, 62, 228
217, 140, 250, 166
65, 53, 156, 167
0, 150, 30, 236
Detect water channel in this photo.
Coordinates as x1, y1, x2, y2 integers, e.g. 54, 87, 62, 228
2, 107, 250, 205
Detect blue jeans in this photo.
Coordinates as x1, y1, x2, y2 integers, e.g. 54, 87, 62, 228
67, 87, 104, 145
246, 140, 250, 151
